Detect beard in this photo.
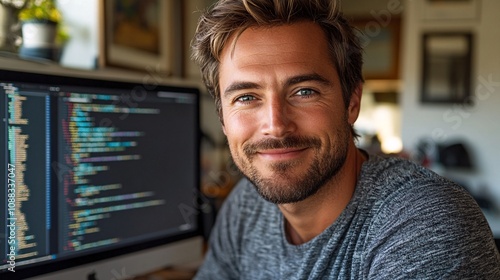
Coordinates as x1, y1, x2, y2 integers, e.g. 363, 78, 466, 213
230, 121, 351, 204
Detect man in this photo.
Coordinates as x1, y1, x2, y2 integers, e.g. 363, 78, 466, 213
191, 0, 500, 279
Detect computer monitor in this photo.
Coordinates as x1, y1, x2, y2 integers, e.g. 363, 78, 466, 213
0, 69, 202, 279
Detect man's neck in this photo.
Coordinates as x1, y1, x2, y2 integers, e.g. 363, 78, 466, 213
278, 145, 366, 245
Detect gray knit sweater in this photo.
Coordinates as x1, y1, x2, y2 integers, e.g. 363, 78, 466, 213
195, 155, 500, 279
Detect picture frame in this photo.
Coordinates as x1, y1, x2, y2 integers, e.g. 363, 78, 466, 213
420, 32, 473, 104
351, 17, 401, 80
421, 0, 480, 20
98, 0, 177, 76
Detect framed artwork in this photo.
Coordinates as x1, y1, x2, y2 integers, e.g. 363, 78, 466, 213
351, 17, 401, 80
99, 0, 178, 75
421, 0, 480, 20
421, 32, 473, 104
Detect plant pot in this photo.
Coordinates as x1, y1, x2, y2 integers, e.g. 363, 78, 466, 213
20, 19, 58, 60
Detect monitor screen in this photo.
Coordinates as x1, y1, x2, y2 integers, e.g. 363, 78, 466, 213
0, 69, 201, 279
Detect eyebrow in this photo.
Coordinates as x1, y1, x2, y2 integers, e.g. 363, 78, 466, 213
223, 81, 261, 99
222, 73, 332, 99
284, 73, 332, 88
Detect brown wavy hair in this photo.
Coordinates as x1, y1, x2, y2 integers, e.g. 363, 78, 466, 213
191, 0, 363, 125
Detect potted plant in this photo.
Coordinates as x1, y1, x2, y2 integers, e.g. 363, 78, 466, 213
18, 0, 68, 60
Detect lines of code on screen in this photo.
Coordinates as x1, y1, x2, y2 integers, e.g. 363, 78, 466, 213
56, 91, 198, 255
1, 84, 50, 265
1, 74, 199, 274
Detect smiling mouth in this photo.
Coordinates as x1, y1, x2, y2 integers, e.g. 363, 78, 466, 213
243, 136, 321, 160
257, 147, 308, 161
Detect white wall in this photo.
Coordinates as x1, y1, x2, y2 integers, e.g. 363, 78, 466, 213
57, 0, 99, 69
400, 0, 500, 231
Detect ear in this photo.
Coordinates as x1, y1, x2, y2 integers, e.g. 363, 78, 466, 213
222, 124, 227, 136
218, 106, 227, 135
347, 83, 363, 125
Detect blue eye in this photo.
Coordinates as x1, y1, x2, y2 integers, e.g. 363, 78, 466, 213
296, 89, 316, 96
236, 95, 255, 103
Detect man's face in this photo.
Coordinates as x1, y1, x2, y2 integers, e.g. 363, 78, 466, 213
219, 21, 361, 204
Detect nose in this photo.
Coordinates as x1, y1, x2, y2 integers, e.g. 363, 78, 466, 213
260, 96, 296, 137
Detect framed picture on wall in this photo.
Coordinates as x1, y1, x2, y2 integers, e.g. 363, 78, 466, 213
351, 17, 401, 80
98, 0, 179, 76
420, 32, 473, 104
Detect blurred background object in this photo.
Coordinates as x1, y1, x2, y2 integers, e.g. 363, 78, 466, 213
0, 0, 25, 52
17, 0, 69, 61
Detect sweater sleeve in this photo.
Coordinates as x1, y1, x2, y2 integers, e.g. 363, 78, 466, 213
364, 177, 500, 279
